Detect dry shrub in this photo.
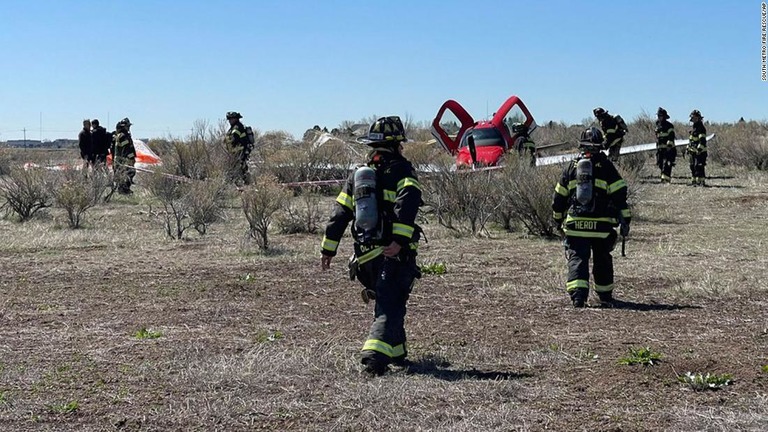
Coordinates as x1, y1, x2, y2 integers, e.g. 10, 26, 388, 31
241, 175, 292, 249
402, 141, 453, 169
146, 169, 227, 239
0, 148, 12, 176
259, 135, 356, 184
51, 168, 112, 228
421, 160, 502, 236
0, 167, 53, 222
710, 121, 768, 170
276, 186, 323, 234
495, 155, 561, 237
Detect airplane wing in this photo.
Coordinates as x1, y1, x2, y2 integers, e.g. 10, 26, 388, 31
536, 133, 716, 166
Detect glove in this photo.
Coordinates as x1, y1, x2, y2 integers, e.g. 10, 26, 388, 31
620, 223, 630, 237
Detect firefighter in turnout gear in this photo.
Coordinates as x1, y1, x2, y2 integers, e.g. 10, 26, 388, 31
320, 116, 422, 376
655, 107, 676, 183
593, 107, 627, 162
687, 109, 707, 186
512, 122, 537, 166
552, 127, 632, 308
112, 118, 136, 194
225, 111, 250, 185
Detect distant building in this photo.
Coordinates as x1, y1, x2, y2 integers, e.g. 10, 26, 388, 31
4, 139, 77, 148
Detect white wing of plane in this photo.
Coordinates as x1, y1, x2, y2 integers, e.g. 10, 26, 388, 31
536, 134, 716, 166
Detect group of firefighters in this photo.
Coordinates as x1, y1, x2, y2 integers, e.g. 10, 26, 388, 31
320, 108, 710, 376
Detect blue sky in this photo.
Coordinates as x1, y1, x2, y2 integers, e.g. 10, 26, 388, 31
0, 0, 763, 141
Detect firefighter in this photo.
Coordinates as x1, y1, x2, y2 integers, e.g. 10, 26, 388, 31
112, 118, 136, 194
655, 107, 676, 183
552, 127, 632, 308
320, 116, 422, 376
687, 109, 707, 186
593, 107, 626, 162
225, 111, 250, 185
512, 122, 536, 166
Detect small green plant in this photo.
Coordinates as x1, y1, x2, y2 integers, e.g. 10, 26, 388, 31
420, 262, 447, 275
618, 346, 663, 366
0, 391, 8, 404
49, 400, 79, 414
241, 273, 257, 283
678, 372, 733, 390
255, 330, 284, 343
134, 328, 163, 340
762, 365, 768, 373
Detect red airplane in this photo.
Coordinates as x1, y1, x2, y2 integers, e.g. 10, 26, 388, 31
430, 95, 536, 167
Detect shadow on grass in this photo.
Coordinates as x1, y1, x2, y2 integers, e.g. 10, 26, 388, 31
402, 357, 532, 381
595, 300, 701, 311
639, 175, 736, 180
637, 180, 744, 189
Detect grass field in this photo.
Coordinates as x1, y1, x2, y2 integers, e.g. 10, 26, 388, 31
0, 158, 767, 431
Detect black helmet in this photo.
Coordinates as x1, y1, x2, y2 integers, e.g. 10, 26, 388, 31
356, 116, 407, 146
580, 126, 604, 144
689, 109, 703, 121
657, 107, 669, 119
226, 111, 243, 120
116, 117, 132, 129
593, 107, 607, 117
511, 122, 528, 134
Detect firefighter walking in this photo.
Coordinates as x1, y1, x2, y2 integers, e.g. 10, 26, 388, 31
320, 116, 422, 376
655, 107, 676, 183
225, 111, 250, 185
552, 127, 632, 308
593, 107, 627, 162
687, 109, 707, 186
512, 122, 536, 166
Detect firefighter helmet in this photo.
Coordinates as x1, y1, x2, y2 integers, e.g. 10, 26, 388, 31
657, 107, 669, 119
593, 107, 607, 117
689, 109, 703, 120
226, 111, 243, 120
579, 126, 604, 144
356, 116, 407, 146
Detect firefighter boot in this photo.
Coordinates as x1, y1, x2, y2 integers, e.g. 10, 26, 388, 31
570, 288, 588, 308
361, 351, 388, 376
597, 291, 615, 308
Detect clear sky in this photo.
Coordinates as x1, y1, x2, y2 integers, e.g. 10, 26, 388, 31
0, 0, 764, 141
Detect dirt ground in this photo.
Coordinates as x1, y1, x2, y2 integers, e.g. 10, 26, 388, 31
0, 162, 767, 431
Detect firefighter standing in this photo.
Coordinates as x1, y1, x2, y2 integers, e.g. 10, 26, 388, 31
593, 107, 627, 161
552, 127, 632, 308
320, 116, 422, 376
687, 109, 707, 186
655, 107, 676, 183
512, 123, 536, 166
225, 111, 250, 185
112, 118, 136, 194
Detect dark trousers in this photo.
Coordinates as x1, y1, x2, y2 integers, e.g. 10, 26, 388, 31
357, 255, 417, 364
114, 156, 136, 193
689, 152, 707, 181
656, 147, 677, 180
564, 234, 616, 296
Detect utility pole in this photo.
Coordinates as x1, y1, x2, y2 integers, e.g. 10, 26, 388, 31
23, 128, 27, 148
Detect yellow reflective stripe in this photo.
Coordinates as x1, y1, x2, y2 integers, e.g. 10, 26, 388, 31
397, 177, 421, 191
594, 179, 607, 190
232, 130, 246, 137
605, 127, 618, 134
565, 216, 617, 224
357, 247, 383, 265
392, 223, 414, 238
566, 279, 589, 291
409, 242, 418, 250
567, 180, 578, 190
607, 179, 627, 194
563, 229, 610, 238
553, 211, 564, 219
362, 339, 405, 358
698, 133, 706, 138
116, 139, 130, 147
594, 283, 613, 293
336, 192, 353, 210
321, 236, 339, 252
607, 136, 622, 147
620, 208, 632, 218
555, 183, 569, 196
383, 189, 397, 202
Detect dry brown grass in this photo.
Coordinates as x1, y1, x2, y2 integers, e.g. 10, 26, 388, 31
0, 158, 767, 431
